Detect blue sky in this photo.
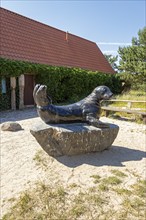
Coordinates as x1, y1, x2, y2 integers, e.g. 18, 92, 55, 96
1, 0, 145, 57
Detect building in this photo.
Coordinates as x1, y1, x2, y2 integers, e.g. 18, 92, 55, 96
1, 7, 115, 110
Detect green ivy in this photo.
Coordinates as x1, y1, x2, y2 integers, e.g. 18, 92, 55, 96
0, 58, 122, 109
0, 78, 11, 110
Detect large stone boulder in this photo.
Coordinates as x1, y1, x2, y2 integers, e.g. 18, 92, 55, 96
30, 121, 119, 157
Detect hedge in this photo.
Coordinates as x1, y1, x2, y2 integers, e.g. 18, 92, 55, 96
0, 58, 122, 109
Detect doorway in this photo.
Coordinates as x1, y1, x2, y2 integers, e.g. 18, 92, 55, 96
24, 75, 35, 106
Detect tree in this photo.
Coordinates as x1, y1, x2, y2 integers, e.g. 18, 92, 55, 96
118, 27, 146, 88
104, 54, 118, 71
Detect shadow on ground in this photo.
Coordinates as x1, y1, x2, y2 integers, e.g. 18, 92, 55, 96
0, 108, 38, 123
56, 145, 146, 168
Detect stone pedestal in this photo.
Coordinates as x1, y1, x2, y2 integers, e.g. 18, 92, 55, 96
30, 121, 119, 157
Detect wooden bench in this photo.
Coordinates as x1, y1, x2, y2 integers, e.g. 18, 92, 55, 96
101, 100, 146, 123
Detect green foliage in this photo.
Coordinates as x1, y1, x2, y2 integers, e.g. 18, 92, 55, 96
120, 72, 146, 91
118, 27, 146, 90
118, 27, 146, 75
0, 57, 122, 109
0, 93, 11, 110
0, 78, 11, 110
104, 54, 118, 71
118, 46, 146, 75
36, 68, 122, 103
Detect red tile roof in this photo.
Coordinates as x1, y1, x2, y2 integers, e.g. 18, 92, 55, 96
0, 8, 115, 73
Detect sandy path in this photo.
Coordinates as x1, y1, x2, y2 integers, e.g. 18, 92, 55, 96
0, 108, 146, 217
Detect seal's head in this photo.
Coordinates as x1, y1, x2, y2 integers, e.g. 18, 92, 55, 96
93, 86, 113, 100
33, 84, 49, 106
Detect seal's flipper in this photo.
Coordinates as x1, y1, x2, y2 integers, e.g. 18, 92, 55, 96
86, 115, 109, 128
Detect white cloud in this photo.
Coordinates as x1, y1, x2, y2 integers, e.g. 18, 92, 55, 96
103, 50, 118, 54
97, 42, 131, 46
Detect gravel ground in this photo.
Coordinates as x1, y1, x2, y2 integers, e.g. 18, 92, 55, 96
0, 108, 146, 217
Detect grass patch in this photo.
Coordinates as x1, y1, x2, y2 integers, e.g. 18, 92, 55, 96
104, 110, 144, 124
2, 177, 146, 220
56, 186, 67, 198
7, 198, 16, 203
69, 183, 78, 189
91, 173, 124, 191
115, 90, 146, 102
122, 197, 145, 217
111, 169, 127, 178
98, 183, 109, 191
33, 150, 49, 169
87, 194, 106, 205
102, 176, 122, 185
131, 180, 146, 198
88, 186, 96, 193
139, 179, 146, 186
70, 192, 88, 218
3, 183, 68, 220
113, 188, 132, 196
126, 197, 145, 209
1, 182, 108, 220
102, 89, 146, 123
109, 102, 146, 109
90, 174, 101, 183
70, 203, 87, 218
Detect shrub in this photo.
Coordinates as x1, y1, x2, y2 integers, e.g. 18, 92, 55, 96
0, 58, 122, 109
36, 68, 122, 103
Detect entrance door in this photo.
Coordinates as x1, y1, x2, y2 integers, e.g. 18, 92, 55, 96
24, 75, 34, 106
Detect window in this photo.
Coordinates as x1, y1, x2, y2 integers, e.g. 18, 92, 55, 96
1, 78, 6, 94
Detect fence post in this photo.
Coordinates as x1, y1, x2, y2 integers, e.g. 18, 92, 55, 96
127, 101, 132, 109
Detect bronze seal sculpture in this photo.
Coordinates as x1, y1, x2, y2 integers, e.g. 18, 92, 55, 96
33, 84, 113, 128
